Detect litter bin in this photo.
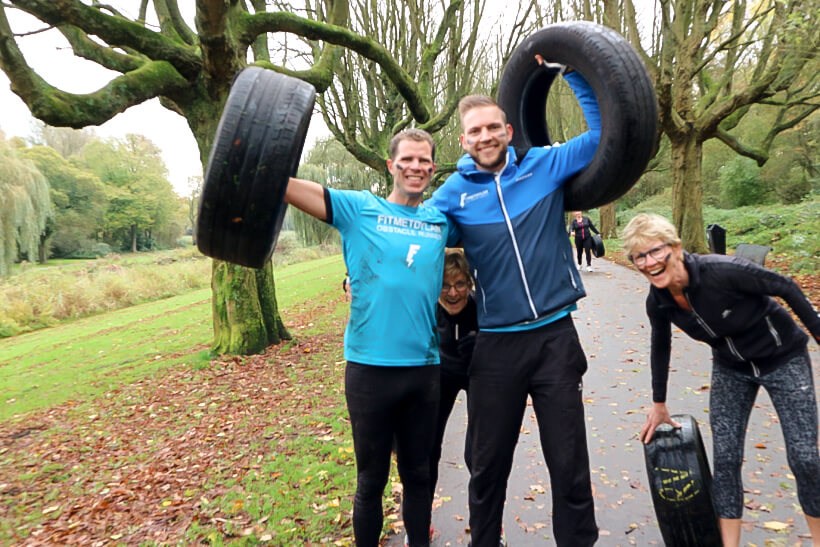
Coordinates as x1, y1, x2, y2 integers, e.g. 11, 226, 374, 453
706, 223, 726, 255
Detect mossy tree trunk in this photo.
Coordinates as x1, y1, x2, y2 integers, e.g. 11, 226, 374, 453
670, 135, 707, 253
211, 260, 290, 355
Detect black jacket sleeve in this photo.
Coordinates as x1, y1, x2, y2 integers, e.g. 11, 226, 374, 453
647, 295, 673, 403
586, 217, 600, 235
720, 259, 820, 341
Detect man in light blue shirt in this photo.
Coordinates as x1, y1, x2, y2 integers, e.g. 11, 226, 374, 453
285, 128, 450, 547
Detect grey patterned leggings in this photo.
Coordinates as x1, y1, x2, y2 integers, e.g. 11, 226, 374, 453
710, 351, 820, 519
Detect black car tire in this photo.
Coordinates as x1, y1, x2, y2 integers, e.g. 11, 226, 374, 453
643, 414, 723, 546
496, 21, 658, 211
591, 234, 605, 257
196, 66, 315, 268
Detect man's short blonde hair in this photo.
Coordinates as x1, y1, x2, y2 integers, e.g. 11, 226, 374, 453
388, 128, 436, 161
621, 213, 682, 257
458, 95, 506, 126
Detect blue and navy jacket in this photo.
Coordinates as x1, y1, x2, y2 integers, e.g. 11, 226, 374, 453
426, 72, 601, 329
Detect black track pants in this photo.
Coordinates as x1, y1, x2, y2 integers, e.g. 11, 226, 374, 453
345, 362, 440, 547
467, 316, 598, 547
575, 236, 593, 266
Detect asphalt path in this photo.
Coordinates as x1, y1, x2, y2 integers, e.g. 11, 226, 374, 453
387, 257, 819, 546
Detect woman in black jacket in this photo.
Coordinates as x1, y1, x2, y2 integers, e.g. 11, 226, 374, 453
430, 249, 477, 502
622, 213, 820, 547
569, 210, 599, 272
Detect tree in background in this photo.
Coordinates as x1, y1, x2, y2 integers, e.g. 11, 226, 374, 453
184, 175, 202, 245
31, 123, 95, 158
20, 145, 108, 259
0, 132, 52, 275
622, 0, 819, 251
0, 0, 497, 354
279, 0, 485, 187
76, 135, 180, 252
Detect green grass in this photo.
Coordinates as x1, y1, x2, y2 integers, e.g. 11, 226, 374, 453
0, 253, 347, 420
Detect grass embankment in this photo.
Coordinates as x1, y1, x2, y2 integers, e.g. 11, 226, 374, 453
0, 236, 341, 338
0, 253, 399, 545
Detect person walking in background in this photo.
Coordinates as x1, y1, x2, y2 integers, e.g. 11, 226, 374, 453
426, 54, 601, 547
568, 210, 599, 272
285, 128, 450, 547
622, 212, 820, 547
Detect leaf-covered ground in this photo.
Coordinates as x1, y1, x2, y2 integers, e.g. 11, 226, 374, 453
0, 302, 372, 546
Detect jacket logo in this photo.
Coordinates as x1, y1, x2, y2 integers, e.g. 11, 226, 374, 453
515, 172, 533, 182
460, 189, 490, 208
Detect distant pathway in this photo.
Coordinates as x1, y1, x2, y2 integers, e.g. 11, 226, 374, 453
388, 258, 819, 546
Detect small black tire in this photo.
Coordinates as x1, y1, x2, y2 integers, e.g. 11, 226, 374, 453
496, 22, 658, 211
643, 414, 723, 546
196, 66, 315, 268
591, 234, 605, 258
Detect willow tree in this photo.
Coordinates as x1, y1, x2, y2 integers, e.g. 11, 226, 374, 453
0, 134, 53, 275
622, 0, 819, 251
0, 0, 483, 354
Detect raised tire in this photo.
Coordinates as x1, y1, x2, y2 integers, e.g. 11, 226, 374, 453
643, 414, 723, 546
196, 66, 315, 268
496, 22, 658, 211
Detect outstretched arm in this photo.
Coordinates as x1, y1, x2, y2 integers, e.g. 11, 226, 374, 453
285, 177, 328, 221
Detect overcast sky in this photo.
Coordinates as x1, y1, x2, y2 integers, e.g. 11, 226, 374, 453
0, 4, 329, 197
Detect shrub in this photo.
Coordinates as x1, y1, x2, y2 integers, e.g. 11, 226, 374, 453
718, 157, 769, 208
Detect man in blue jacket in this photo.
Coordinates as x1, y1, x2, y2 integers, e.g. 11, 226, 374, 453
426, 60, 601, 546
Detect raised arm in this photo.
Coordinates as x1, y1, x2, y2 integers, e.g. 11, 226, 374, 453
285, 177, 328, 221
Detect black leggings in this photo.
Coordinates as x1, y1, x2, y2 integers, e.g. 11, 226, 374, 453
710, 351, 820, 519
345, 362, 440, 547
575, 237, 593, 266
430, 367, 471, 499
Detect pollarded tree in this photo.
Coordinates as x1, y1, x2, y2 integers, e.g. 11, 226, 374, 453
623, 0, 819, 251
0, 0, 488, 355
0, 133, 53, 275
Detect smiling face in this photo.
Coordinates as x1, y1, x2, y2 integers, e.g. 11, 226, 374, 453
439, 270, 470, 314
631, 239, 688, 293
386, 138, 435, 206
460, 105, 513, 172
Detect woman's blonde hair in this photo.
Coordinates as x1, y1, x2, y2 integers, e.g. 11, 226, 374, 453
443, 248, 473, 288
621, 213, 681, 257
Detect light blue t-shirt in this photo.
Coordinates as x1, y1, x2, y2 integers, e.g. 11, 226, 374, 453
329, 189, 450, 366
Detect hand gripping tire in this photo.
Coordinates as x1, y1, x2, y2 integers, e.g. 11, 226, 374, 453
496, 22, 658, 211
196, 66, 316, 268
643, 414, 723, 546
591, 233, 605, 258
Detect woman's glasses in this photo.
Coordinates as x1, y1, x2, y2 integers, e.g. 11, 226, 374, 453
441, 281, 469, 292
630, 243, 671, 267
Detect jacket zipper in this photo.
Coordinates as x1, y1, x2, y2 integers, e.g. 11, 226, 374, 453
684, 292, 758, 376
474, 268, 487, 316
494, 172, 538, 319
765, 315, 782, 347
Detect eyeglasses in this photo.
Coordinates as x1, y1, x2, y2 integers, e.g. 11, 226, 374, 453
441, 281, 469, 292
629, 243, 671, 267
